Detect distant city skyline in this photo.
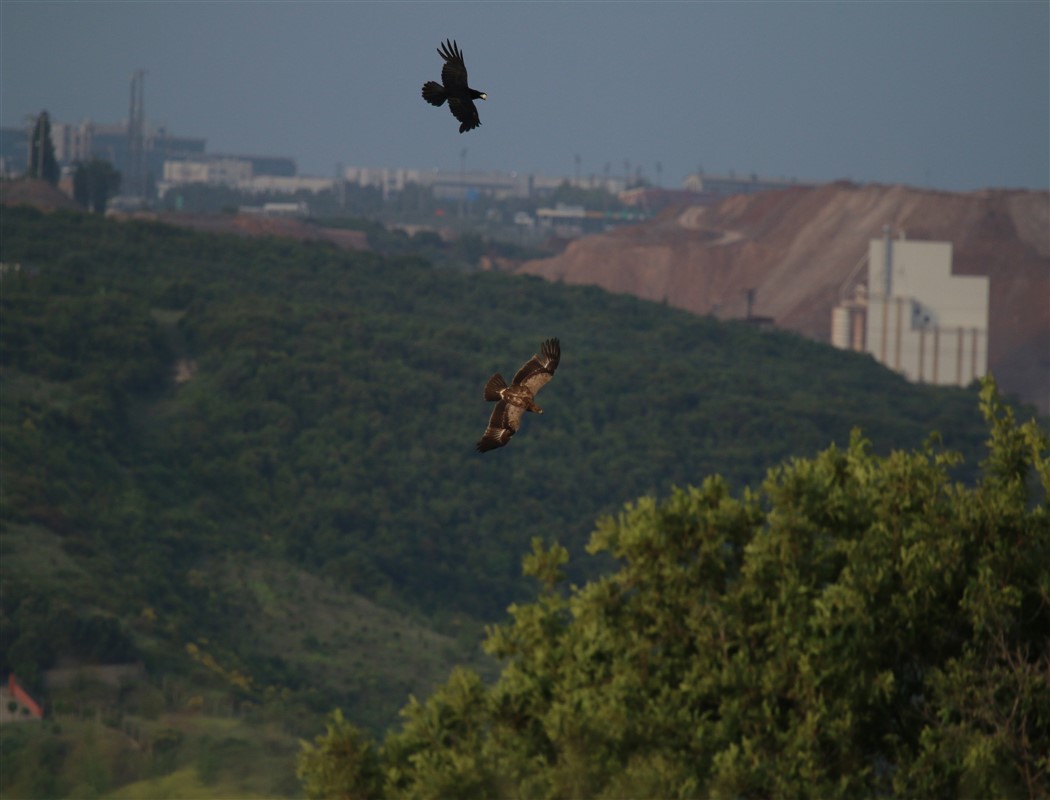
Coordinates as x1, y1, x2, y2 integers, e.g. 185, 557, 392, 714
2, 1, 1047, 192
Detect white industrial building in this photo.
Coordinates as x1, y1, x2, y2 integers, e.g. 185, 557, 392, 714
832, 229, 989, 387
163, 157, 252, 186
342, 165, 626, 200
157, 158, 333, 197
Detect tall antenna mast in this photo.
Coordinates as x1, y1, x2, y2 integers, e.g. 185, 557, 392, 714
127, 69, 147, 199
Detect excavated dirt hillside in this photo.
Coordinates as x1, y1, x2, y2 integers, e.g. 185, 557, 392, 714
517, 182, 1049, 413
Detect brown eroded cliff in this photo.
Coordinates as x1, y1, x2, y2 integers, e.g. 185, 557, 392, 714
516, 182, 1049, 413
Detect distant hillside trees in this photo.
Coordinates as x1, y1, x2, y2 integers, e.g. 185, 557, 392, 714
29, 111, 58, 185
72, 158, 122, 214
298, 379, 1050, 798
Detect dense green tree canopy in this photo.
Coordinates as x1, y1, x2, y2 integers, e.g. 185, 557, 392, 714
299, 380, 1049, 798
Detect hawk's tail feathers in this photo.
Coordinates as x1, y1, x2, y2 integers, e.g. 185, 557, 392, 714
484, 373, 507, 401
422, 81, 447, 107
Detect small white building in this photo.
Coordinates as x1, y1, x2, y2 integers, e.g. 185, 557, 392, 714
158, 161, 335, 199
241, 175, 334, 194
833, 230, 989, 387
163, 157, 253, 186
239, 201, 310, 217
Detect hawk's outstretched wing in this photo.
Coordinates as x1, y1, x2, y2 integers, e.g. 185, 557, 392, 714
512, 338, 560, 395
476, 401, 526, 452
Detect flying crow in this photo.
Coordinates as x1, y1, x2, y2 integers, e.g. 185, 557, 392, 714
422, 39, 487, 133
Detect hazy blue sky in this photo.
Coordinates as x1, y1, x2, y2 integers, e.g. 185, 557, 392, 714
2, 1, 1047, 191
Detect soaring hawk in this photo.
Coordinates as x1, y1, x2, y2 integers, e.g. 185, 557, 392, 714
476, 339, 561, 452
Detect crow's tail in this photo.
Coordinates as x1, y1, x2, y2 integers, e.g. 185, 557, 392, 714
422, 82, 447, 107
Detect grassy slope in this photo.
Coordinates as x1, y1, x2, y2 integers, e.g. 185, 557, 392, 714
0, 549, 488, 797
2, 713, 296, 799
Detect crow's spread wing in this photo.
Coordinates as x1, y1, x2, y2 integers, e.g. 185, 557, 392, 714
438, 39, 470, 91
476, 401, 526, 452
448, 97, 481, 132
512, 338, 560, 396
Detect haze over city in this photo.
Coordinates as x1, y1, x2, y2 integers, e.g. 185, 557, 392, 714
2, 1, 1047, 192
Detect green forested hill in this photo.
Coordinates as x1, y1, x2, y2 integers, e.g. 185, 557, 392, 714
2, 207, 991, 615
0, 206, 1003, 794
